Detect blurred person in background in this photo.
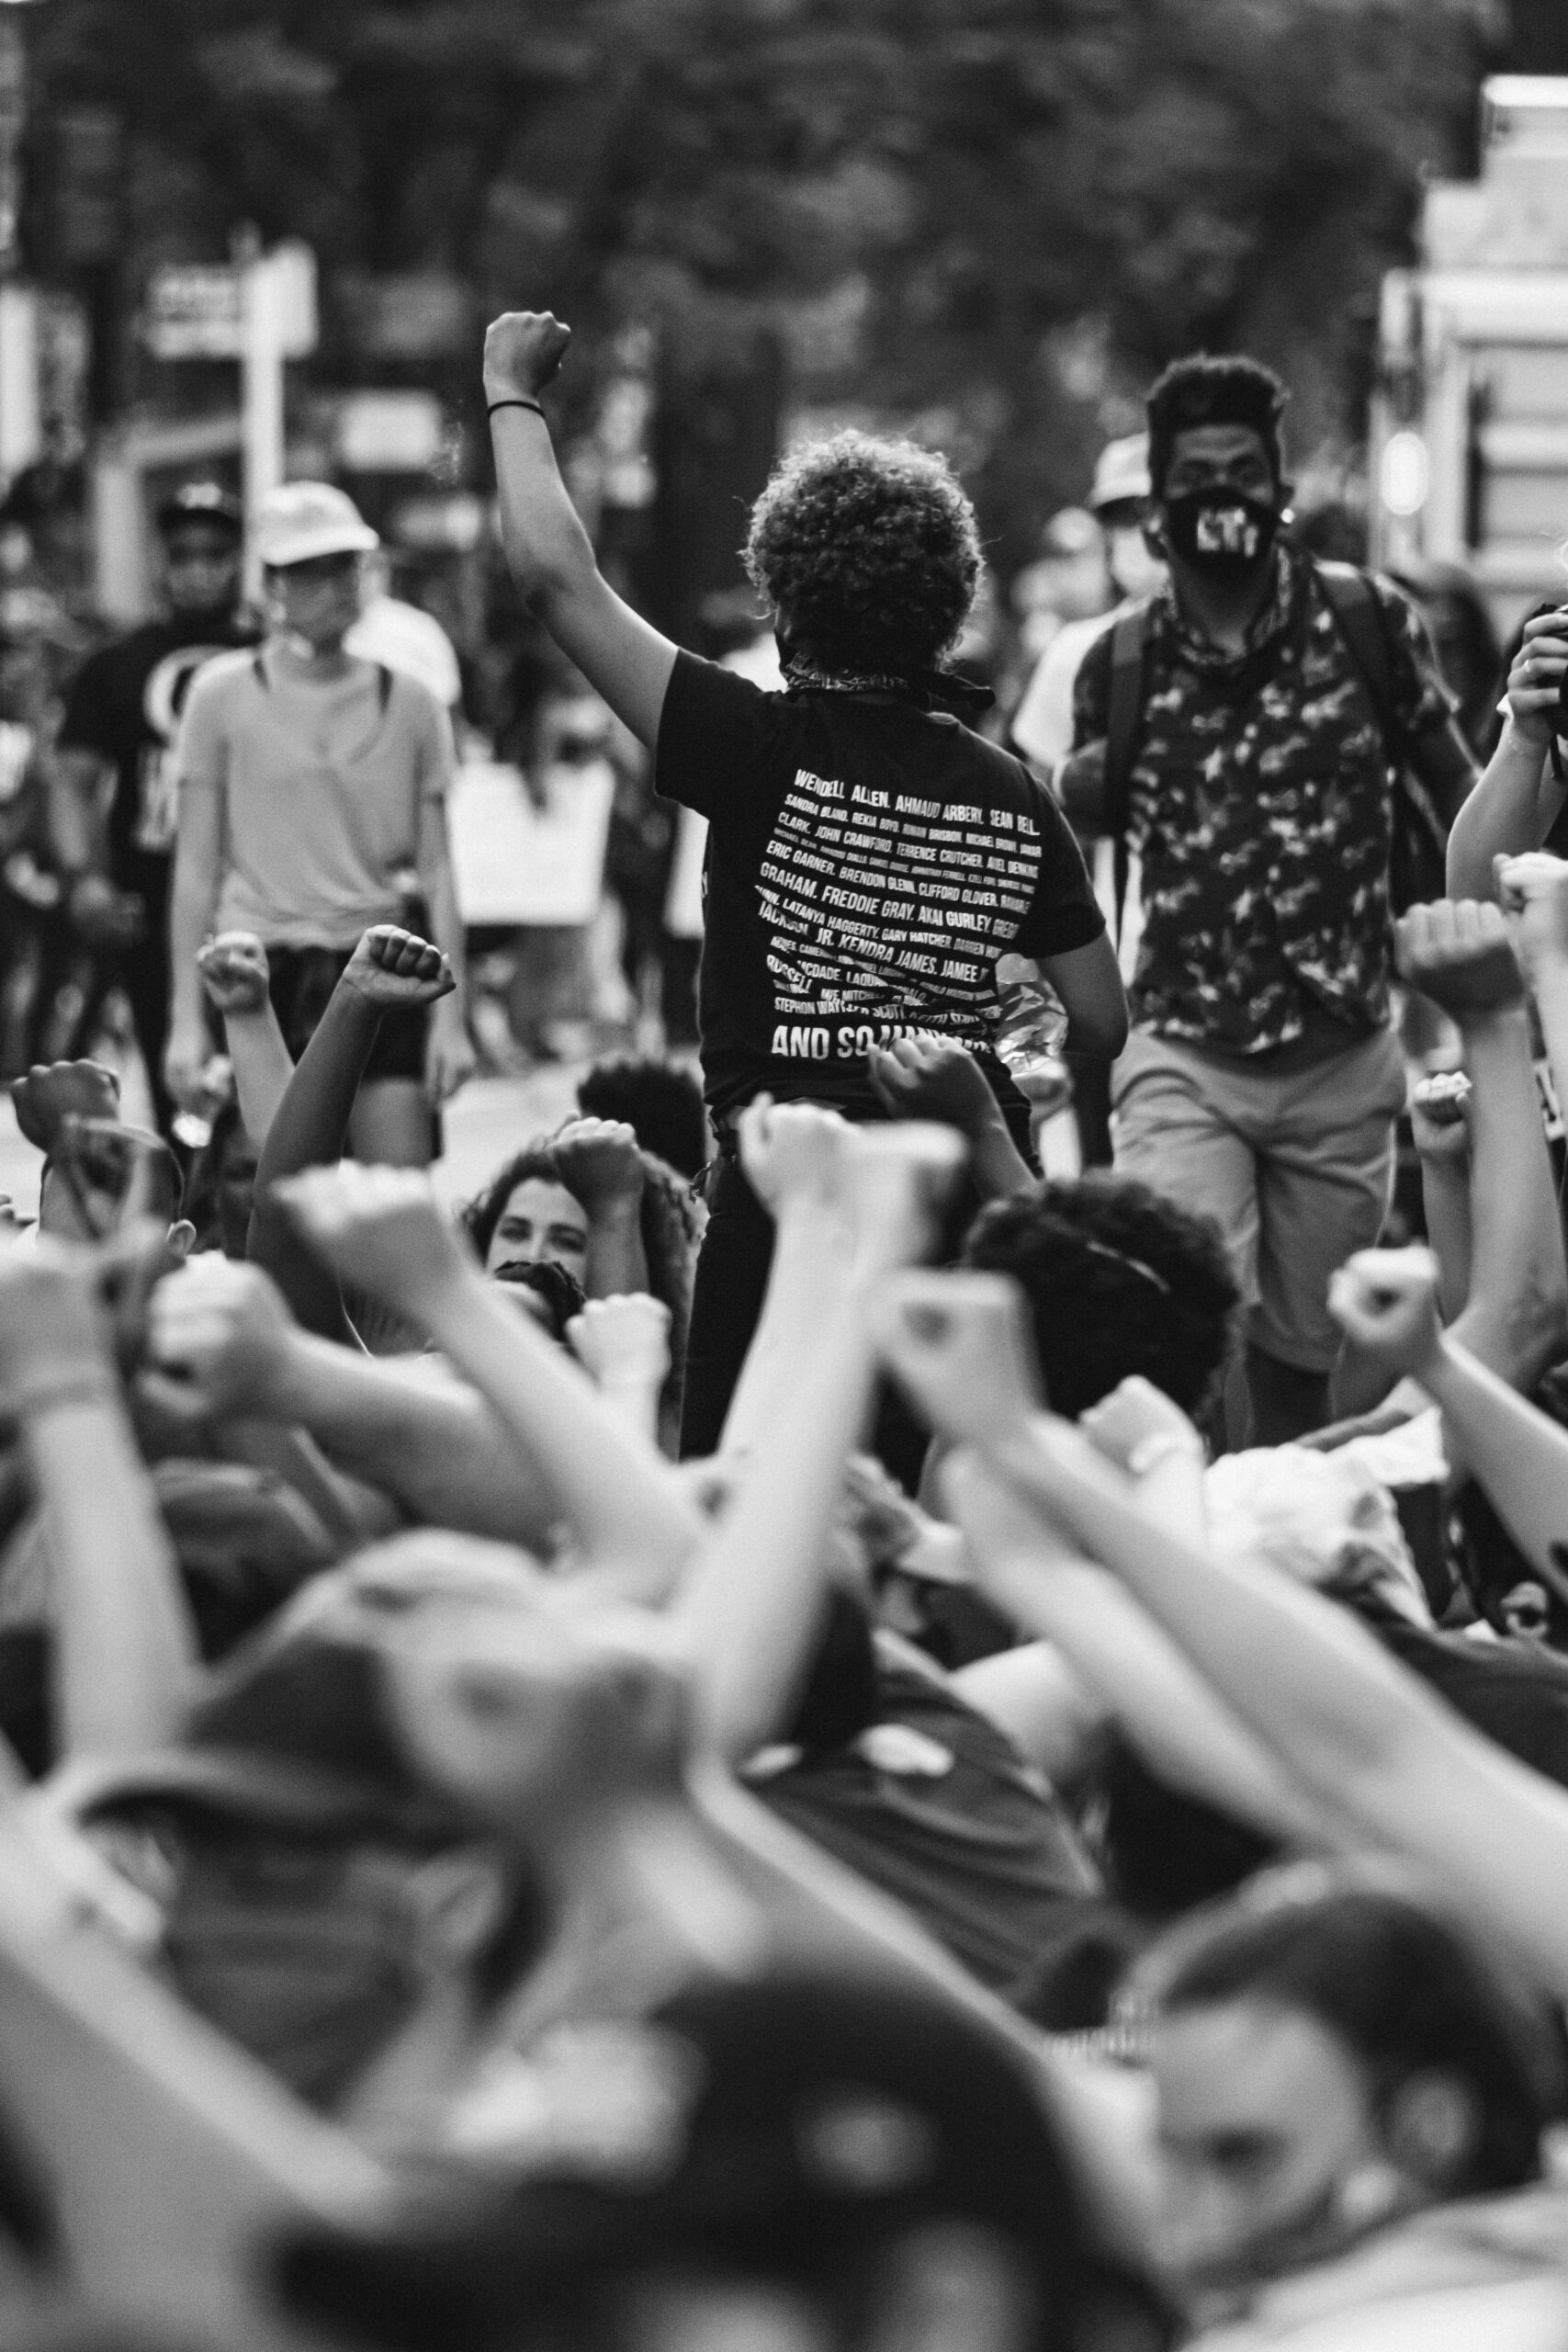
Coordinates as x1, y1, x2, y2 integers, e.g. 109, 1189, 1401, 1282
1010, 436, 1164, 1166
1009, 505, 1109, 675
164, 482, 473, 1167
347, 548, 464, 719
1389, 558, 1505, 761
48, 484, 254, 1138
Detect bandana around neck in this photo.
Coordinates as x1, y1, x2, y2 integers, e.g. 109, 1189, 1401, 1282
781, 653, 994, 718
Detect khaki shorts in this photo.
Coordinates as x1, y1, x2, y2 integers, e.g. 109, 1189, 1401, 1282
1111, 1024, 1406, 1374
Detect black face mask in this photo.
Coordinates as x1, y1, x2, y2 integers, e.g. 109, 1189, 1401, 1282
1160, 489, 1280, 582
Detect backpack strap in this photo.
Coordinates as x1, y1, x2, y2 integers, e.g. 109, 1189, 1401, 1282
1316, 560, 1401, 757
1102, 604, 1151, 946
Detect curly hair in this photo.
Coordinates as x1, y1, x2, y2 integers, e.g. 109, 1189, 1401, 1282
461, 1139, 702, 1374
743, 430, 981, 678
961, 1172, 1239, 1422
1146, 354, 1288, 501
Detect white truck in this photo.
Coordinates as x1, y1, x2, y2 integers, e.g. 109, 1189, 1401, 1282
1371, 75, 1568, 639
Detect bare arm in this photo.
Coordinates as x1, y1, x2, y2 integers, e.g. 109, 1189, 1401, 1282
879, 1269, 1568, 2003
550, 1120, 650, 1298
679, 1114, 963, 1762
165, 778, 223, 1104
413, 795, 476, 1106
48, 744, 108, 873
1394, 903, 1568, 1387
867, 1039, 1033, 1202
485, 312, 677, 751
249, 927, 457, 1341
1037, 931, 1128, 1060
1446, 614, 1568, 898
275, 1165, 703, 1581
197, 934, 293, 1148
0, 1242, 197, 1762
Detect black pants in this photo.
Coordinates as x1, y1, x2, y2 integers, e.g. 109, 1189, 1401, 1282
679, 1153, 775, 1459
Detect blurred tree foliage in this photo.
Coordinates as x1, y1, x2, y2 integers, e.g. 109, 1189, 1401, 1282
31, 0, 1499, 577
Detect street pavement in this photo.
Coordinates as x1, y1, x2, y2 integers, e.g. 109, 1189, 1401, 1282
0, 1060, 586, 1226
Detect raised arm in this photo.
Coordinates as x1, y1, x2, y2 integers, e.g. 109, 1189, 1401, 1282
140, 1254, 562, 1549
875, 1262, 1568, 2006
549, 1119, 651, 1296
164, 773, 224, 1114
484, 311, 677, 750
0, 1237, 197, 1762
1389, 901, 1567, 1387
197, 933, 293, 1147
1445, 609, 1568, 898
276, 1163, 702, 1582
412, 762, 476, 1110
1407, 1071, 1472, 1324
676, 1112, 964, 1762
248, 925, 456, 1340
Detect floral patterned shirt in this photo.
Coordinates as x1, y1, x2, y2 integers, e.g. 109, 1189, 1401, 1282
1072, 546, 1452, 1055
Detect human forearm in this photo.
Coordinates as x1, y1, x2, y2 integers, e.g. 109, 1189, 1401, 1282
167, 840, 218, 1034
1450, 1008, 1568, 1382
1422, 1331, 1568, 1583
47, 752, 105, 873
1420, 1157, 1472, 1323
1447, 722, 1562, 899
719, 1203, 853, 1457
966, 1103, 1034, 1201
27, 1399, 196, 1760
249, 986, 381, 1338
583, 1204, 649, 1301
221, 1005, 293, 1148
416, 1265, 700, 1577
487, 406, 602, 612
258, 1333, 558, 1547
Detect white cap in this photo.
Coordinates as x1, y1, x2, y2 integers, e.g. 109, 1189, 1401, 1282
1088, 434, 1151, 514
254, 481, 379, 570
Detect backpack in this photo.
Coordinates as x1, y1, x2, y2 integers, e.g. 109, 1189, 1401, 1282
1100, 561, 1449, 943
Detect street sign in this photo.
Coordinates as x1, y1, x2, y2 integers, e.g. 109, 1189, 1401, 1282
143, 265, 243, 359
142, 245, 317, 362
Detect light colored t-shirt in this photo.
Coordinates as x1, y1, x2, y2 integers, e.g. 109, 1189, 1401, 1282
1010, 605, 1121, 776
175, 645, 456, 948
345, 594, 462, 709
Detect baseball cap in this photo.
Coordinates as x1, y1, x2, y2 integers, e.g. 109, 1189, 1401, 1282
1088, 434, 1152, 514
254, 481, 378, 571
275, 1962, 1093, 2346
155, 481, 243, 541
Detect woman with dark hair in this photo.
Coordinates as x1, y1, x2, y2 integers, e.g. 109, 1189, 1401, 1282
1134, 1865, 1566, 2342
461, 1123, 699, 1407
483, 310, 1127, 1456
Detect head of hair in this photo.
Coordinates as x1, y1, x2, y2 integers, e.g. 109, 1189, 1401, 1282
577, 1057, 708, 1181
1140, 1869, 1562, 2195
961, 1173, 1239, 1421
1146, 355, 1289, 502
462, 1139, 701, 1363
744, 430, 981, 678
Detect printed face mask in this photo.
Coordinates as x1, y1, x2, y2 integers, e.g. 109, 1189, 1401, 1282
1159, 489, 1280, 582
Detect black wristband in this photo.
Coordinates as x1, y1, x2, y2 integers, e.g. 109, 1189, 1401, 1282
487, 396, 545, 422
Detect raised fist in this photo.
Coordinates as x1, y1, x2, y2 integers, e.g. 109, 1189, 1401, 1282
866, 1035, 997, 1136
1409, 1069, 1471, 1166
551, 1117, 645, 1215
868, 1268, 1042, 1443
1496, 852, 1568, 982
342, 924, 456, 1009
483, 311, 571, 405
274, 1162, 468, 1316
197, 932, 271, 1018
737, 1097, 856, 1221
1326, 1245, 1443, 1381
1394, 899, 1523, 1021
568, 1293, 671, 1389
10, 1060, 120, 1155
138, 1255, 297, 1425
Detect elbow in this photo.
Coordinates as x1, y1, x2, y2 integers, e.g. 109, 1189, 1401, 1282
1070, 1002, 1130, 1061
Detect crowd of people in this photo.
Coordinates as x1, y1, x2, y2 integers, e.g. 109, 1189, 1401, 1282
4, 306, 1568, 2352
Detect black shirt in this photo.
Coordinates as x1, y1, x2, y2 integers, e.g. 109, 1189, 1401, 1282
655, 652, 1104, 1124
58, 616, 257, 889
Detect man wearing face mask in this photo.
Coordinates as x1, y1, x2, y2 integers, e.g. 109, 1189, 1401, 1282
1060, 358, 1477, 1442
50, 484, 255, 1139
164, 482, 474, 1168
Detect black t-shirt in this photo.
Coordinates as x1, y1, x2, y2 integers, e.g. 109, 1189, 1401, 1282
58, 615, 257, 885
749, 1641, 1102, 2007
655, 652, 1105, 1123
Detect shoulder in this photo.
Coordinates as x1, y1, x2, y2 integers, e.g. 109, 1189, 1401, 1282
179, 646, 260, 720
